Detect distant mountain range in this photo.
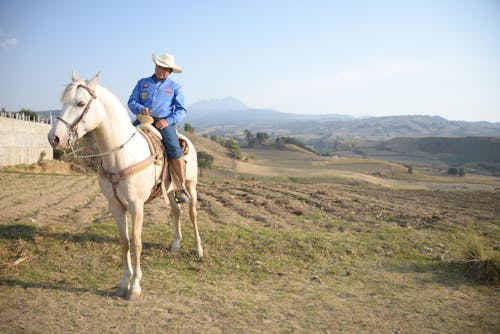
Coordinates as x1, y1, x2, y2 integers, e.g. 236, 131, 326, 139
30, 97, 500, 140
186, 97, 500, 140
187, 97, 354, 129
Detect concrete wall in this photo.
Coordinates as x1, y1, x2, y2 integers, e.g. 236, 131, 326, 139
0, 116, 53, 166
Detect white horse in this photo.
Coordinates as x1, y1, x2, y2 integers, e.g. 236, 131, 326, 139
48, 71, 203, 300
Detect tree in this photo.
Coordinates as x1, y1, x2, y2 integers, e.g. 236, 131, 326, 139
447, 167, 458, 175
256, 131, 269, 145
19, 108, 38, 120
197, 151, 214, 176
275, 137, 285, 149
184, 122, 194, 134
244, 129, 253, 141
223, 139, 242, 160
333, 136, 341, 151
244, 129, 256, 147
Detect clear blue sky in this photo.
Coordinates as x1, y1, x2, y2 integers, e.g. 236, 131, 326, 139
1, 0, 499, 122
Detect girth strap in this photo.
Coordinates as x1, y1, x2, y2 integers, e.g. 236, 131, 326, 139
100, 154, 158, 184
99, 152, 161, 209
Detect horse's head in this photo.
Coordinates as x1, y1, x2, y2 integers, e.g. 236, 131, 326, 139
48, 70, 102, 150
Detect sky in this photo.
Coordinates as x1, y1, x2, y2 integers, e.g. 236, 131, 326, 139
1, 0, 499, 122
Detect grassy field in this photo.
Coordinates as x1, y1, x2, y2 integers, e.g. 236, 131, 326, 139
0, 139, 499, 333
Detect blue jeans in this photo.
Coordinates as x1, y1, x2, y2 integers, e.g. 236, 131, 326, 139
132, 119, 182, 159
159, 124, 183, 159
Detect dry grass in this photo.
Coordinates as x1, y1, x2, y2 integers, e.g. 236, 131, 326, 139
459, 233, 500, 284
1, 147, 499, 333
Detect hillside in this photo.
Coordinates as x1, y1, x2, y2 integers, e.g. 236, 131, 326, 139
333, 136, 500, 176
184, 132, 500, 189
383, 137, 500, 164
185, 98, 500, 140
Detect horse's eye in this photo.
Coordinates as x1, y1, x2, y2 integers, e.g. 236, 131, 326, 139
77, 101, 85, 107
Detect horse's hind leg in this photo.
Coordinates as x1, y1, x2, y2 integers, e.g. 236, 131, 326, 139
109, 202, 132, 298
168, 191, 182, 252
187, 182, 203, 258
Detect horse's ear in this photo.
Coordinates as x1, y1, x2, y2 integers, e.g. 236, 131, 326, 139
71, 70, 79, 82
88, 71, 101, 90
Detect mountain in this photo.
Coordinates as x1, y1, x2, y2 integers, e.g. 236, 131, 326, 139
189, 96, 248, 111
186, 96, 353, 128
184, 97, 500, 140
305, 115, 500, 139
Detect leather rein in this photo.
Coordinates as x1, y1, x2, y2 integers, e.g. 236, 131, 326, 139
57, 84, 164, 207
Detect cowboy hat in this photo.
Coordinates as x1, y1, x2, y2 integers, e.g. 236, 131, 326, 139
152, 53, 183, 73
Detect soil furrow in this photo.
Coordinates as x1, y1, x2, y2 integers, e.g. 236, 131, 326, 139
0, 175, 96, 222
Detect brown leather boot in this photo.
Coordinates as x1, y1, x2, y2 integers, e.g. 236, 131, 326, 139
169, 157, 190, 203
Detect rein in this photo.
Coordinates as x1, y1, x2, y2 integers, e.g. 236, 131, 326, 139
56, 83, 165, 208
58, 84, 138, 159
64, 130, 138, 159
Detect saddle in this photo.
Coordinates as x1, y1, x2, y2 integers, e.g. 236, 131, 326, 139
136, 114, 189, 203
136, 114, 189, 156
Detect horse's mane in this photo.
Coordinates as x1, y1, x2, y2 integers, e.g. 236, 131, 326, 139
60, 79, 129, 120
60, 80, 84, 105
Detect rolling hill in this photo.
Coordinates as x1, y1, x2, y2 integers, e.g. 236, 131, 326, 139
186, 98, 500, 142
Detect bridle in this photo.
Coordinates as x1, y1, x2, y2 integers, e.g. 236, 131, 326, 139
57, 84, 97, 144
56, 83, 138, 159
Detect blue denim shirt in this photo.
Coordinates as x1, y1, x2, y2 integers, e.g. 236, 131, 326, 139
128, 75, 186, 126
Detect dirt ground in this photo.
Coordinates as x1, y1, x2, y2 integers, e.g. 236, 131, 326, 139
0, 160, 499, 333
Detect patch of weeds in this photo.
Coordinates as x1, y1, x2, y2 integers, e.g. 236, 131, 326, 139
457, 233, 499, 284
206, 208, 220, 218
85, 222, 117, 236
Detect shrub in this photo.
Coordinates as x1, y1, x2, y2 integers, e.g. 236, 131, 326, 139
459, 233, 499, 284
448, 167, 466, 176
447, 167, 458, 175
223, 139, 242, 160
184, 123, 195, 134
276, 136, 317, 154
198, 151, 214, 169
38, 151, 47, 163
19, 108, 38, 120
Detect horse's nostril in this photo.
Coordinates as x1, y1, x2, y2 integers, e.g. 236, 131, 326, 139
53, 136, 60, 146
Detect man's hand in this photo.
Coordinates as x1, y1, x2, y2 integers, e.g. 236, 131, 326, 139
140, 108, 150, 115
155, 119, 169, 130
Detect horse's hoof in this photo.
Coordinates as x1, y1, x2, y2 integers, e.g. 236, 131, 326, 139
126, 289, 141, 301
196, 247, 204, 258
116, 286, 129, 298
171, 240, 181, 252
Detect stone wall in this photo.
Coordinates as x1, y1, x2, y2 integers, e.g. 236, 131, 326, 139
0, 116, 53, 166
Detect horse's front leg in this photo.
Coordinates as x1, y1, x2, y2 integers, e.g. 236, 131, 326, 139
109, 202, 132, 297
127, 202, 144, 300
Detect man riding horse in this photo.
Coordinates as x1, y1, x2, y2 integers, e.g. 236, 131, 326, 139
128, 52, 190, 203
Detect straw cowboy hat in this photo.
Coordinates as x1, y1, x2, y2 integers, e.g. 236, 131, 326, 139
152, 53, 183, 73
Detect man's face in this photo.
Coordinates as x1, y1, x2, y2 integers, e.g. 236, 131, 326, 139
154, 65, 172, 80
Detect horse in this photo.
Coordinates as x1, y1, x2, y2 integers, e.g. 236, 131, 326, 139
48, 71, 203, 300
